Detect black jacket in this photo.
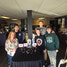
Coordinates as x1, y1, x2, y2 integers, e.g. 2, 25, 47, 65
35, 35, 46, 52
16, 31, 23, 44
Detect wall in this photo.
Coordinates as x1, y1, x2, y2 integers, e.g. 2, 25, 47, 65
32, 18, 50, 25
7, 20, 21, 26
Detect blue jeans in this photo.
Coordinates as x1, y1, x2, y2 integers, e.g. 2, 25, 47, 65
8, 54, 13, 66
47, 51, 57, 67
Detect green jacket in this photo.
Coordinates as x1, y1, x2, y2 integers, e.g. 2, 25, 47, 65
45, 32, 59, 51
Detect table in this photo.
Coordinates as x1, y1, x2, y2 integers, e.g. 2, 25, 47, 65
11, 47, 43, 67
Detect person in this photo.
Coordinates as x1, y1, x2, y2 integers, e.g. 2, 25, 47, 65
45, 26, 59, 67
38, 21, 49, 66
38, 20, 46, 36
38, 21, 55, 35
35, 28, 46, 66
14, 24, 24, 43
5, 31, 19, 66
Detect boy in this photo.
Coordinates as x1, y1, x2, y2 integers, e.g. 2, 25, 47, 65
38, 21, 46, 36
35, 28, 46, 67
45, 26, 59, 67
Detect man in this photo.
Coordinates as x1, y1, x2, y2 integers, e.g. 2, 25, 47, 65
38, 21, 54, 36
14, 24, 24, 44
38, 21, 46, 36
45, 26, 59, 67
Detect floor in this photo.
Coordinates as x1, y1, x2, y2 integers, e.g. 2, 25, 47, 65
0, 47, 8, 67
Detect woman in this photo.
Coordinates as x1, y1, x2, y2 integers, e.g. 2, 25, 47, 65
5, 31, 19, 66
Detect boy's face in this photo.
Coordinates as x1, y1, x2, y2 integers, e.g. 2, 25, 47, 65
46, 28, 51, 33
39, 22, 43, 27
36, 30, 40, 35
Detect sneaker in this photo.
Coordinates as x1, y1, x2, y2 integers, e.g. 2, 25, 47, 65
8, 64, 10, 67
43, 65, 45, 67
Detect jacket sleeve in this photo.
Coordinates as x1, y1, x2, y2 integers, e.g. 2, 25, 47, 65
5, 40, 13, 53
54, 34, 59, 50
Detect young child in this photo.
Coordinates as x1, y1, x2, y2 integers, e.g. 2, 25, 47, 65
45, 26, 59, 67
35, 28, 46, 66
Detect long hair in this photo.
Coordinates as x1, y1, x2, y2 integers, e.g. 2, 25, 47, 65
7, 31, 16, 40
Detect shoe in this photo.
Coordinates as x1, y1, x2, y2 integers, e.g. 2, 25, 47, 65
8, 64, 10, 67
43, 65, 45, 67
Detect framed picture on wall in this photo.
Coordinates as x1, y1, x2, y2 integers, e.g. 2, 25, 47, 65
58, 19, 62, 25
62, 18, 65, 28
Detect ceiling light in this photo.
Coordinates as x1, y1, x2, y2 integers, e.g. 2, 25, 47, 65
0, 16, 11, 19
11, 19, 18, 20
38, 17, 45, 19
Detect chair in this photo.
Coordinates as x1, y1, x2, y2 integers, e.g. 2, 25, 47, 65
58, 48, 67, 67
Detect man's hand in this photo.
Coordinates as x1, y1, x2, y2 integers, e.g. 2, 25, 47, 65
56, 50, 58, 53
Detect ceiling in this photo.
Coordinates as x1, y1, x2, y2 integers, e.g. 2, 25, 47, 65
0, 0, 67, 19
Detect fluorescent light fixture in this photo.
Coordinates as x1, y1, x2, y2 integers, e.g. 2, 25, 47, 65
0, 16, 11, 19
11, 19, 18, 20
38, 17, 45, 19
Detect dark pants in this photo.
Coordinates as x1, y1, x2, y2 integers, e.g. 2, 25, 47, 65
42, 52, 45, 65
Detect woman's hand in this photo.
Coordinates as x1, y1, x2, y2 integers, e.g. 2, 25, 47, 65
12, 47, 18, 52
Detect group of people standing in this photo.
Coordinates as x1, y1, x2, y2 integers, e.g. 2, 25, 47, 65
5, 21, 59, 67
35, 21, 59, 67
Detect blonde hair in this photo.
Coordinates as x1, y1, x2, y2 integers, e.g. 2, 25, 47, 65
7, 31, 16, 40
